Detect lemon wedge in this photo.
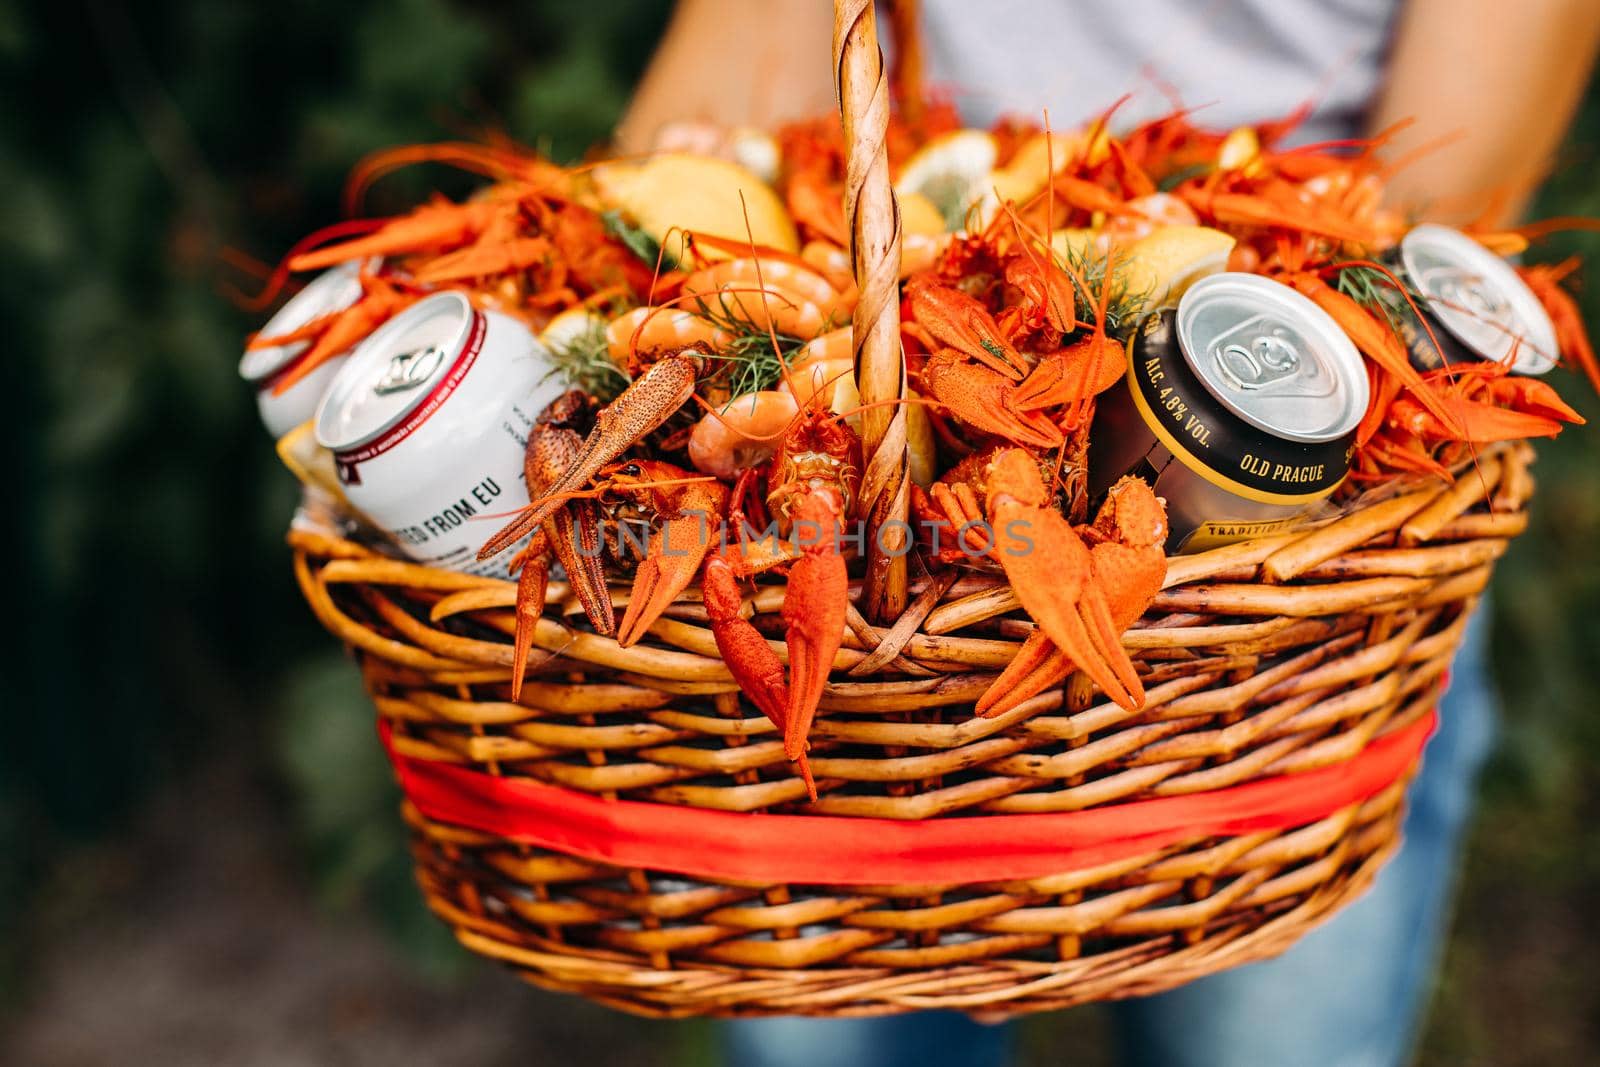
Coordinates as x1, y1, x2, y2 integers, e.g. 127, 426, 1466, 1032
1049, 227, 1097, 264
895, 129, 998, 231
899, 191, 948, 237
275, 420, 353, 506
1119, 226, 1236, 309
590, 153, 797, 258
905, 395, 938, 488
1005, 131, 1080, 186
1218, 127, 1262, 175
539, 307, 607, 350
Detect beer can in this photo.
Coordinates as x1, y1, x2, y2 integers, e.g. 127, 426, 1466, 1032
1090, 272, 1369, 553
239, 260, 367, 437
1389, 223, 1559, 376
314, 291, 567, 576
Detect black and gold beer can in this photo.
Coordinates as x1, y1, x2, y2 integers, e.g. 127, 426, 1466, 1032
1388, 223, 1560, 376
1090, 273, 1369, 553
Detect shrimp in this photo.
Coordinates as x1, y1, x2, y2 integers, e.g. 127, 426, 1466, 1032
679, 257, 853, 338
604, 306, 733, 370
687, 390, 800, 479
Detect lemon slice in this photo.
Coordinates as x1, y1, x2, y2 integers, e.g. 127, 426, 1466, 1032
276, 420, 353, 506
539, 307, 607, 350
1119, 226, 1236, 309
895, 130, 998, 231
591, 153, 797, 258
969, 132, 1073, 227
1049, 227, 1097, 264
1005, 131, 1081, 186
1218, 127, 1262, 174
899, 190, 948, 237
905, 395, 938, 488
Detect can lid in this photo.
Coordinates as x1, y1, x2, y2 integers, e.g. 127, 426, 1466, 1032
1399, 223, 1558, 375
1176, 272, 1369, 443
315, 291, 476, 451
238, 260, 367, 383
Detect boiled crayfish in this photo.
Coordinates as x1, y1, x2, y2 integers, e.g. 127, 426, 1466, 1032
919, 448, 1167, 714
484, 391, 728, 700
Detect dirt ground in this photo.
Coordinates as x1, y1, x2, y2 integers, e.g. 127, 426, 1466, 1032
0, 762, 690, 1067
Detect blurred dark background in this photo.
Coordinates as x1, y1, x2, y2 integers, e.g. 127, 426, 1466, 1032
2, 1, 1596, 1064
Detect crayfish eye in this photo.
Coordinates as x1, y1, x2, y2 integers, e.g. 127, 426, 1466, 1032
619, 463, 642, 477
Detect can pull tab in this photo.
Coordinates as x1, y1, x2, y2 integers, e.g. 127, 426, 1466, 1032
374, 344, 447, 395
1212, 323, 1302, 391
1422, 265, 1512, 326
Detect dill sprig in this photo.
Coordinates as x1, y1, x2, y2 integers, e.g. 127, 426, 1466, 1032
1335, 263, 1419, 333
1156, 161, 1212, 193
1055, 241, 1150, 338
601, 209, 673, 269
706, 331, 803, 397
688, 289, 809, 396
544, 317, 631, 402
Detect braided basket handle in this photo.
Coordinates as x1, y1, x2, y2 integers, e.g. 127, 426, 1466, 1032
833, 0, 909, 621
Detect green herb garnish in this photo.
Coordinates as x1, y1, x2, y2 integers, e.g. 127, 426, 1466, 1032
601, 209, 672, 269
1053, 241, 1150, 338
690, 289, 809, 396
544, 317, 630, 402
1335, 263, 1419, 333
1157, 162, 1213, 192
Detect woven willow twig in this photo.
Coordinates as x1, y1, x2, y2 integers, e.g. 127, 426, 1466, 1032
291, 440, 1530, 1016
834, 0, 909, 623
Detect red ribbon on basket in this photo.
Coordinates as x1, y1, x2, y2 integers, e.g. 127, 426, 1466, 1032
379, 708, 1436, 886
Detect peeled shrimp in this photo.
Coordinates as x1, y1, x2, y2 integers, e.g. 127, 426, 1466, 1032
687, 389, 799, 479
784, 327, 858, 409
605, 306, 732, 367
680, 257, 852, 338
1101, 193, 1200, 246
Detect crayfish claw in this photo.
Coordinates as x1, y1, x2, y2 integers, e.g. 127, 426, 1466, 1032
976, 629, 1071, 718
703, 556, 817, 800
986, 449, 1147, 711
550, 503, 615, 637
509, 535, 551, 703
781, 547, 848, 762
922, 352, 1065, 449
617, 511, 716, 647
479, 353, 703, 562
1011, 337, 1126, 413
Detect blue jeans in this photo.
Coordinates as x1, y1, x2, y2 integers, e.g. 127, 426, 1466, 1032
721, 610, 1496, 1067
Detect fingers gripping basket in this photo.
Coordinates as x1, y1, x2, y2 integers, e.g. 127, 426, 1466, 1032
288, 2, 1533, 1019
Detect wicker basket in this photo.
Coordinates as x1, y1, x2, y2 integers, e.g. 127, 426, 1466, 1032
287, 0, 1538, 1019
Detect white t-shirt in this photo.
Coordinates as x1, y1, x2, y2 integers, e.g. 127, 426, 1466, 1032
914, 0, 1403, 143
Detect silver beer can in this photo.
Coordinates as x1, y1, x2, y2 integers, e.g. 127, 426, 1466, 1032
1393, 223, 1559, 375
314, 291, 568, 576
239, 261, 367, 437
1090, 273, 1369, 553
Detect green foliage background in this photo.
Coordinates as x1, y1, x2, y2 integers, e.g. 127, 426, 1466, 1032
2, 0, 1595, 1061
